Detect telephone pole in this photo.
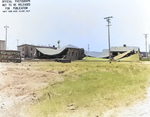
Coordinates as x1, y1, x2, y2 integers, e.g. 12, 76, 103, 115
104, 16, 113, 63
144, 34, 148, 58
17, 39, 19, 50
57, 40, 60, 49
4, 25, 9, 50
88, 44, 90, 52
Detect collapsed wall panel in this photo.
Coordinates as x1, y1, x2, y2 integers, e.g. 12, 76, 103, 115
113, 49, 134, 61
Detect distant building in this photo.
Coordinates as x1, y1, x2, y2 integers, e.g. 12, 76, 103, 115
140, 52, 148, 58
85, 49, 109, 59
0, 40, 6, 50
17, 44, 57, 58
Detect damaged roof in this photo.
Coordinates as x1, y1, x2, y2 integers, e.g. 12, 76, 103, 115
84, 46, 139, 58
111, 46, 139, 52
36, 44, 81, 56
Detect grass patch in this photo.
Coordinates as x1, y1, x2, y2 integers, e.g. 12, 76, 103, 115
27, 61, 150, 117
141, 57, 150, 61
83, 57, 108, 61
120, 53, 139, 62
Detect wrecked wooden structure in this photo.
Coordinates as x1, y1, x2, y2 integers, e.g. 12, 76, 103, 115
84, 44, 140, 61
0, 50, 21, 63
113, 49, 135, 61
35, 44, 84, 61
110, 45, 140, 61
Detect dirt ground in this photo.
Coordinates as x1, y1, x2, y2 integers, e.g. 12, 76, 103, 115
103, 87, 150, 117
0, 62, 150, 117
0, 62, 63, 117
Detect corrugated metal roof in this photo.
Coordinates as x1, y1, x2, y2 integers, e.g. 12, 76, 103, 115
60, 44, 81, 50
17, 44, 56, 49
98, 49, 109, 58
36, 44, 81, 56
36, 48, 57, 55
111, 46, 139, 52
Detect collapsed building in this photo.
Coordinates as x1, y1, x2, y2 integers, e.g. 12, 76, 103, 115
111, 45, 140, 60
85, 44, 140, 60
35, 44, 84, 61
18, 44, 84, 61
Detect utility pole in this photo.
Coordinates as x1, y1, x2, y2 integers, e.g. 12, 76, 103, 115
4, 25, 9, 50
17, 39, 19, 50
57, 40, 60, 49
144, 34, 148, 58
104, 16, 113, 63
88, 44, 90, 52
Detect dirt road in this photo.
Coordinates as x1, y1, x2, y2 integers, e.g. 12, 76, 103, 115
116, 87, 150, 117
0, 63, 28, 117
103, 86, 150, 117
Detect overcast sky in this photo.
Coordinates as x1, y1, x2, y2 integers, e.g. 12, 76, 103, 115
0, 0, 150, 52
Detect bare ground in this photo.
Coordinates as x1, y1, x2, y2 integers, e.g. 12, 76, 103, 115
0, 62, 150, 117
0, 62, 63, 117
